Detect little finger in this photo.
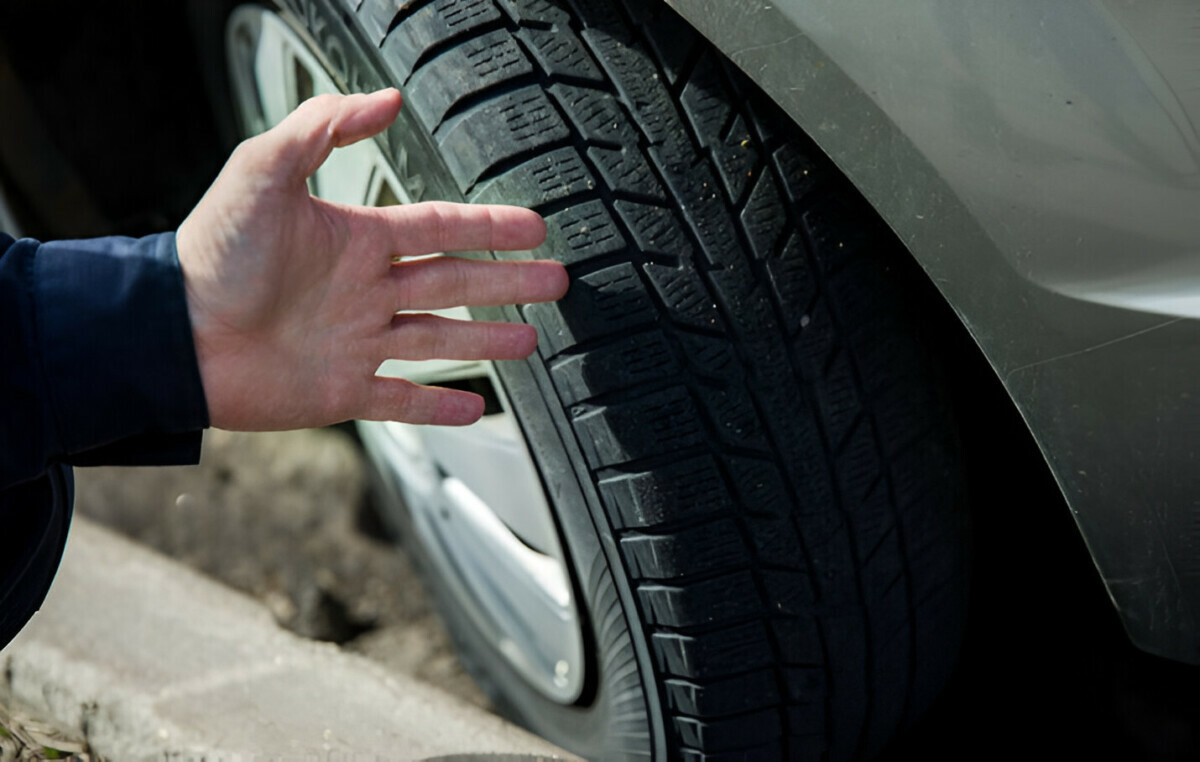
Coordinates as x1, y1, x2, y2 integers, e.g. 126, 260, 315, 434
363, 376, 486, 425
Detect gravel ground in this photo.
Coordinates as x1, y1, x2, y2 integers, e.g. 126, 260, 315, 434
70, 426, 486, 708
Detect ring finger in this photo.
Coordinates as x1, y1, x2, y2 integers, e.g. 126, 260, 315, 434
385, 312, 540, 361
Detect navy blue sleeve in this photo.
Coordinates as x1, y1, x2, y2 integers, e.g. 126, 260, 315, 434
0, 231, 209, 489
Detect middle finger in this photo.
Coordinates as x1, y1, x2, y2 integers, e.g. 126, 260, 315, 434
390, 255, 568, 310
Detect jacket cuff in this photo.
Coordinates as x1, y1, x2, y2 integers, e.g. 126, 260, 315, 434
34, 232, 209, 464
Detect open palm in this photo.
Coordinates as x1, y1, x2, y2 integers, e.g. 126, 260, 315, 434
176, 89, 567, 430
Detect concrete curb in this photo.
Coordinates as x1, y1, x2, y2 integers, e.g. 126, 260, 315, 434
0, 518, 578, 761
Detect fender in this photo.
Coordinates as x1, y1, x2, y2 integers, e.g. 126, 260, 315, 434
665, 0, 1200, 663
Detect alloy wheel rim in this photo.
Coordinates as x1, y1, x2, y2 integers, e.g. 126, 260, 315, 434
224, 4, 586, 704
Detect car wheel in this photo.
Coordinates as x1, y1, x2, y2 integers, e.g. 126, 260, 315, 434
202, 0, 971, 758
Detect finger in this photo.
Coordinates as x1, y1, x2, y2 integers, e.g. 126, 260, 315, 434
391, 256, 568, 310
372, 201, 547, 256
386, 313, 539, 361
364, 377, 486, 425
255, 89, 403, 182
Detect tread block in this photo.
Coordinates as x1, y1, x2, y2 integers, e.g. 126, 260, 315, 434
615, 0, 657, 27
710, 114, 759, 206
693, 383, 768, 450
801, 196, 857, 272
725, 456, 795, 522
770, 616, 825, 665
791, 293, 836, 370
787, 704, 828, 737
679, 52, 732, 150
631, 3, 698, 87
550, 330, 679, 406
648, 148, 743, 268
613, 200, 695, 260
539, 199, 628, 265
518, 25, 606, 82
522, 262, 656, 355
570, 385, 707, 468
861, 621, 911, 756
856, 513, 899, 574
737, 74, 791, 145
583, 28, 684, 149
495, 0, 573, 26
587, 145, 666, 201
653, 621, 775, 678
383, 0, 503, 82
784, 666, 828, 703
565, 0, 629, 35
852, 336, 938, 436
834, 420, 882, 500
766, 233, 818, 336
803, 518, 861, 604
674, 709, 782, 752
637, 571, 762, 627
815, 351, 863, 451
665, 668, 780, 716
643, 263, 723, 331
619, 520, 747, 579
829, 264, 892, 327
548, 83, 639, 145
763, 569, 816, 615
469, 147, 596, 207
598, 456, 736, 529
823, 613, 868, 761
770, 142, 822, 203
746, 517, 808, 569
674, 332, 740, 382
680, 743, 784, 762
850, 505, 906, 589
406, 29, 532, 130
437, 85, 571, 192
740, 171, 785, 260
707, 266, 780, 349
740, 343, 816, 452
890, 441, 956, 535
358, 1, 402, 47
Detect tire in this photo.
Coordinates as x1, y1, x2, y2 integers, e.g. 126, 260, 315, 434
203, 0, 971, 758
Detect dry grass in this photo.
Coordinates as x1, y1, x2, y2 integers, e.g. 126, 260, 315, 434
0, 704, 95, 761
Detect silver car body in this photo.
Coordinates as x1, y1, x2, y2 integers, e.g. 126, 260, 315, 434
663, 0, 1200, 663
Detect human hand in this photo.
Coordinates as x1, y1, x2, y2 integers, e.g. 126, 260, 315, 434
176, 89, 567, 430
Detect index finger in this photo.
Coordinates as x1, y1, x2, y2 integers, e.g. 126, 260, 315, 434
370, 201, 548, 257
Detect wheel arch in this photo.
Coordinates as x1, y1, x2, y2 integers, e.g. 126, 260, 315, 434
665, 0, 1200, 664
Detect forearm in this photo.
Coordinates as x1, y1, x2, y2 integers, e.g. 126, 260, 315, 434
0, 232, 209, 488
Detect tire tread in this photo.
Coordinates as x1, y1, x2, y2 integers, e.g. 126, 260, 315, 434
375, 1, 969, 758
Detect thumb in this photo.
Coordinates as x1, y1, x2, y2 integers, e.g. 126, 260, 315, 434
255, 89, 403, 183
